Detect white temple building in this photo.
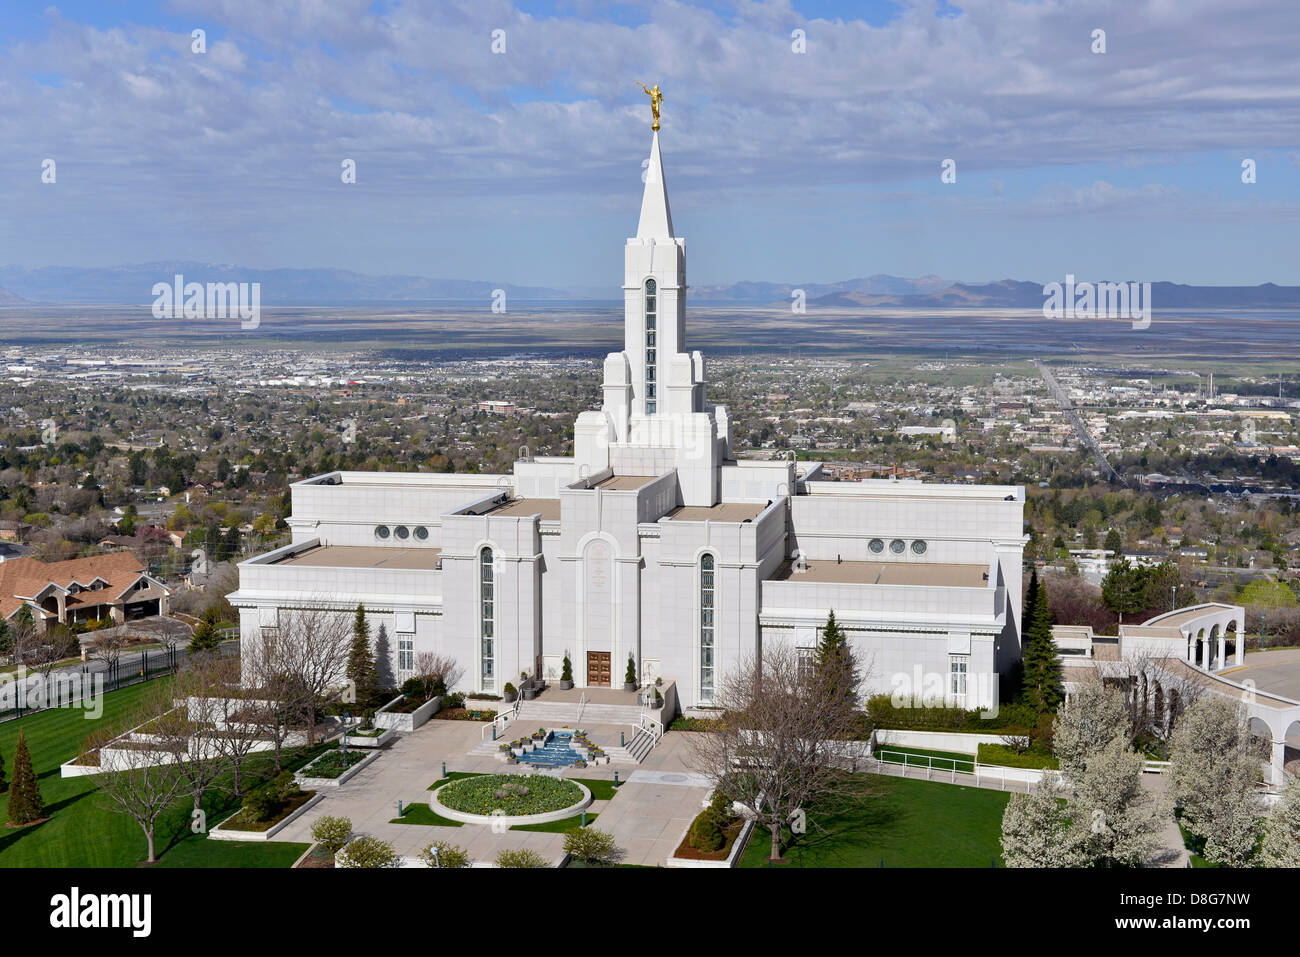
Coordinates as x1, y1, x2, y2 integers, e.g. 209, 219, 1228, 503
231, 130, 1028, 714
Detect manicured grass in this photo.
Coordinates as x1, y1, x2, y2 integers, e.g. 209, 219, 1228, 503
0, 681, 313, 867
571, 778, 621, 801
976, 744, 1059, 770
738, 773, 1009, 868
875, 745, 975, 770
389, 803, 464, 827
512, 812, 598, 833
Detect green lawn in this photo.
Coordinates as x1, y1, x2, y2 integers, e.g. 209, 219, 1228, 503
976, 744, 1059, 770
427, 771, 485, 790
739, 773, 1009, 868
389, 803, 464, 827
0, 681, 313, 868
875, 745, 975, 770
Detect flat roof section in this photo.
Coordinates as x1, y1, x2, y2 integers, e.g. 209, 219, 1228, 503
595, 475, 659, 491
487, 498, 563, 520
771, 559, 989, 588
275, 545, 443, 570
665, 502, 768, 523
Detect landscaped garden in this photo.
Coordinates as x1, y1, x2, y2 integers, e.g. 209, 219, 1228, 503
738, 773, 1009, 868
298, 747, 368, 779
434, 773, 584, 817
0, 680, 314, 867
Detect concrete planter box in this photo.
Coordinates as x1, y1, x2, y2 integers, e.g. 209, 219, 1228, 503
374, 694, 442, 732
665, 818, 755, 869
209, 793, 325, 842
294, 748, 381, 789
60, 758, 107, 778
342, 727, 396, 749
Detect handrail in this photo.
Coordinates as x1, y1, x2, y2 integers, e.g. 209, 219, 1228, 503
481, 699, 519, 741
576, 690, 587, 724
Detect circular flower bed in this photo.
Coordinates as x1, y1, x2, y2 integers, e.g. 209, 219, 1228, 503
436, 773, 583, 817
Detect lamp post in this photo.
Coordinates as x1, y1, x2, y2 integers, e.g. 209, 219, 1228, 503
342, 711, 350, 755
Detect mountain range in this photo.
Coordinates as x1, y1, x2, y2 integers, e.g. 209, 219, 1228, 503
0, 264, 1298, 309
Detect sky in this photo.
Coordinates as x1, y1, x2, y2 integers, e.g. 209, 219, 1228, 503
0, 0, 1298, 289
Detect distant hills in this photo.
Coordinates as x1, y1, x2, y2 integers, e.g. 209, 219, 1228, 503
0, 263, 1298, 309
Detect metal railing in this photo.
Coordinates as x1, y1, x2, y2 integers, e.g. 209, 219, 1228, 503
576, 690, 587, 724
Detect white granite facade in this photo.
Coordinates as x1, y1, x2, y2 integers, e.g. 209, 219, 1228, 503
230, 133, 1027, 712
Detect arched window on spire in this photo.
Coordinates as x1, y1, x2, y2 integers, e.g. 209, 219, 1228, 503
699, 553, 716, 701
480, 547, 495, 691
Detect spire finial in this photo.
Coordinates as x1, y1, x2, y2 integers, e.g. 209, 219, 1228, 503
637, 82, 663, 131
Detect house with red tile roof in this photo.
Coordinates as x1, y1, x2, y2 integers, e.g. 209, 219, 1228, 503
0, 552, 172, 631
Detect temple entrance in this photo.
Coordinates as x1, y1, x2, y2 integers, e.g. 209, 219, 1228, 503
587, 651, 611, 686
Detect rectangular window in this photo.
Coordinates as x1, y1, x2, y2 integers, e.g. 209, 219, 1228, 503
949, 655, 968, 706
399, 639, 413, 672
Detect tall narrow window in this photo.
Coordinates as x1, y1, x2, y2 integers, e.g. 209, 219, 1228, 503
949, 655, 967, 707
645, 278, 657, 414
700, 553, 715, 700
399, 638, 413, 673
480, 547, 495, 690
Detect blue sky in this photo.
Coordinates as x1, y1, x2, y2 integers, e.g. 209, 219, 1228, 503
1, 0, 1297, 288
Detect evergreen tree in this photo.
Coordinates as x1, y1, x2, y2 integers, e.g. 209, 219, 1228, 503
7, 730, 43, 825
1101, 557, 1147, 624
814, 610, 858, 705
187, 619, 221, 655
348, 604, 378, 704
0, 618, 11, 662
1020, 577, 1064, 717
1104, 527, 1123, 556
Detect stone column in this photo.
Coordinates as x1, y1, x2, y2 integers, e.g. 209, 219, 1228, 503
1236, 620, 1245, 666
1271, 738, 1287, 786
1217, 636, 1226, 671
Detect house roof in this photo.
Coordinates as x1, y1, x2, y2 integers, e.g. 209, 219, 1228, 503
0, 552, 160, 620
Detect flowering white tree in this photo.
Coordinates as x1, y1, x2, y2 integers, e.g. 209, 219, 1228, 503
1168, 696, 1263, 867
1052, 679, 1130, 780
1260, 775, 1300, 867
1071, 733, 1166, 868
1000, 773, 1085, 868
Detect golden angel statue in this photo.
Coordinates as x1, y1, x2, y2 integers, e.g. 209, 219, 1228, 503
638, 82, 663, 131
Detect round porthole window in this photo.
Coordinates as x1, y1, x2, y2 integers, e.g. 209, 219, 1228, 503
869, 538, 885, 554
375, 525, 391, 540
414, 526, 429, 541
395, 525, 410, 540
911, 539, 928, 555
889, 538, 906, 554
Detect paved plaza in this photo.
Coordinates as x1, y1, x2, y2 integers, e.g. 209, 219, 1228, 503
275, 717, 711, 866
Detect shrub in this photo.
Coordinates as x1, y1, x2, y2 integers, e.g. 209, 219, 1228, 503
625, 655, 637, 685
563, 827, 620, 864
496, 848, 548, 868
419, 840, 470, 868
504, 682, 516, 695
688, 813, 724, 852
561, 653, 573, 682
310, 815, 353, 855
338, 835, 397, 868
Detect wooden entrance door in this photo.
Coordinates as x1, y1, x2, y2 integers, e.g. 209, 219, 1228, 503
586, 651, 611, 686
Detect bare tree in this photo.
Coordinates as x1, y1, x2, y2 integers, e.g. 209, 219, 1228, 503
268, 607, 352, 746
94, 689, 188, 863
87, 630, 129, 683
686, 641, 869, 863
207, 659, 263, 797
154, 662, 233, 813
414, 651, 464, 700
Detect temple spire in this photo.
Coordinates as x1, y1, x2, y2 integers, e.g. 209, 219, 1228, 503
636, 131, 675, 240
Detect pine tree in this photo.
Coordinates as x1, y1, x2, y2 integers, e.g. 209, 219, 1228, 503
348, 604, 378, 705
1020, 577, 1064, 717
814, 610, 858, 705
7, 729, 43, 825
187, 619, 221, 654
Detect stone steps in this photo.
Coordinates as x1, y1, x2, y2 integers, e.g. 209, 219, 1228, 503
515, 699, 645, 726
